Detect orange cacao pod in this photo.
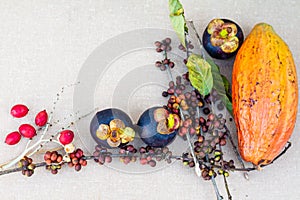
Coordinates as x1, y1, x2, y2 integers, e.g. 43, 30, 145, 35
232, 23, 298, 166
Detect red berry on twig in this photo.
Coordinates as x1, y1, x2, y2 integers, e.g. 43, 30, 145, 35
5, 131, 21, 145
35, 110, 48, 127
59, 130, 74, 145
10, 104, 29, 118
19, 124, 36, 139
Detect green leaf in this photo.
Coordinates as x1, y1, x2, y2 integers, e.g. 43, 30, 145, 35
221, 74, 232, 101
168, 0, 187, 47
186, 54, 213, 96
207, 59, 233, 116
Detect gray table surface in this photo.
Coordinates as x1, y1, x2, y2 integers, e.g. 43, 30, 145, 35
0, 0, 299, 199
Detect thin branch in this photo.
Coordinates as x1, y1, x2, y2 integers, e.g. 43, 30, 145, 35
0, 117, 53, 170
223, 174, 232, 200
219, 144, 232, 200
164, 46, 201, 176
0, 150, 258, 177
224, 125, 249, 179
186, 20, 206, 59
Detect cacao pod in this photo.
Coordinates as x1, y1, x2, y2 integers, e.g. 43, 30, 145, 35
232, 23, 298, 166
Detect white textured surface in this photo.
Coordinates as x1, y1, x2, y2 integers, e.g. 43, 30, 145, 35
0, 0, 299, 199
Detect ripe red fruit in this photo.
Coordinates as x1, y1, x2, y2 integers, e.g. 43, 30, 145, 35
59, 130, 74, 145
10, 104, 29, 118
35, 110, 48, 127
75, 149, 83, 158
19, 124, 36, 138
5, 131, 22, 145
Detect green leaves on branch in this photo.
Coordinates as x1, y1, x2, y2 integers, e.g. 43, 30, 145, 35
207, 59, 233, 116
186, 54, 213, 96
168, 0, 233, 116
168, 0, 187, 47
186, 54, 233, 116
221, 74, 232, 102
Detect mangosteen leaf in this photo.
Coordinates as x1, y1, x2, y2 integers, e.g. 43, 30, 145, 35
221, 74, 232, 102
207, 58, 233, 116
168, 0, 187, 47
186, 54, 213, 96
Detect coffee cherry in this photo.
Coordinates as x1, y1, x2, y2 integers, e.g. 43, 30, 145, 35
44, 151, 64, 175
19, 156, 35, 177
5, 131, 21, 145
220, 138, 227, 146
35, 110, 48, 127
118, 145, 138, 165
11, 104, 29, 118
165, 38, 171, 44
56, 155, 63, 163
203, 107, 210, 115
123, 157, 131, 165
214, 155, 221, 162
140, 158, 147, 165
50, 152, 58, 162
148, 160, 156, 167
68, 148, 87, 171
161, 44, 166, 51
19, 124, 36, 138
154, 41, 162, 47
72, 157, 79, 165
167, 88, 174, 95
74, 164, 81, 171
188, 161, 195, 168
213, 120, 221, 129
75, 149, 84, 158
199, 117, 206, 125
202, 125, 208, 133
105, 156, 112, 163
201, 169, 211, 181
160, 65, 166, 71
168, 62, 175, 68
217, 102, 224, 110
155, 61, 162, 67
163, 58, 169, 65
67, 161, 74, 167
139, 147, 146, 153
162, 91, 168, 97
208, 113, 215, 121
44, 151, 51, 161
178, 44, 185, 51
194, 146, 201, 153
156, 47, 163, 52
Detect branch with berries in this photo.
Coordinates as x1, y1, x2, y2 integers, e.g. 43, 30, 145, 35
0, 93, 255, 179
0, 87, 258, 181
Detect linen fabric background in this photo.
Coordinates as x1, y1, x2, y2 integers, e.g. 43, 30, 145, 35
0, 0, 299, 199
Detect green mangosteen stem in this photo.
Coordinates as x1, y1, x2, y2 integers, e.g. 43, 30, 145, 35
219, 29, 228, 38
